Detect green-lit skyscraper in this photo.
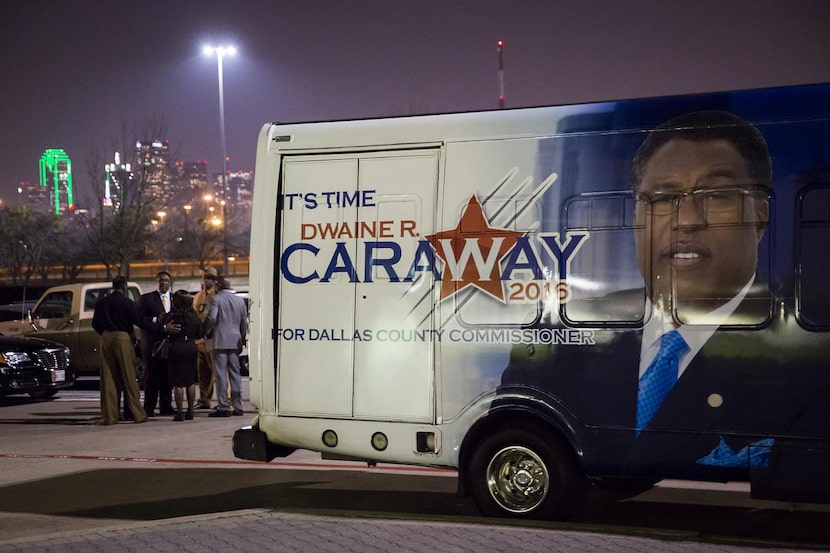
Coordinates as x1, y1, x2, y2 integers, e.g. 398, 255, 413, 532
38, 149, 74, 215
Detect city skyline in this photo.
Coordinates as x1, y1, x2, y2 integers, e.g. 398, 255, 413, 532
17, 139, 254, 218
1, 0, 829, 206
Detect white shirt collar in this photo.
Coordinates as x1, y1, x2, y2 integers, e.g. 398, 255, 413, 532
639, 275, 755, 378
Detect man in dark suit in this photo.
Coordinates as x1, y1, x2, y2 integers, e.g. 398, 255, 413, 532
138, 271, 176, 416
501, 111, 828, 483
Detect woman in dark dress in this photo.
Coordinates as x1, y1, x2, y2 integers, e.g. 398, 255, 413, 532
161, 290, 202, 421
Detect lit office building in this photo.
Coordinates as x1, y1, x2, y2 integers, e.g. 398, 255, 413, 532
212, 168, 253, 205
17, 180, 50, 212
136, 139, 173, 207
228, 169, 254, 207
38, 149, 74, 215
104, 152, 134, 210
175, 160, 209, 203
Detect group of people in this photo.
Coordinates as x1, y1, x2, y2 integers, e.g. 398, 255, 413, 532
91, 266, 249, 425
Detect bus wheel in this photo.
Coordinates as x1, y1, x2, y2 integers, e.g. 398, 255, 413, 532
468, 427, 581, 519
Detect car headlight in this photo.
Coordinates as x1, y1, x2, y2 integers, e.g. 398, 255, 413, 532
0, 351, 31, 365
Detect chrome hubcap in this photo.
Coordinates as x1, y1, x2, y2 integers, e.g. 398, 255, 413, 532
486, 445, 549, 513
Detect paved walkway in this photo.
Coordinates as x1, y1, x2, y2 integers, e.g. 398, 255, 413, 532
2, 396, 829, 552
0, 510, 823, 553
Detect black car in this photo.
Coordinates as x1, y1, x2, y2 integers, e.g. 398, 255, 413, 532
0, 335, 73, 399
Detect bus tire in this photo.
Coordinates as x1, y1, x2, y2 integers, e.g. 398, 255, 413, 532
468, 426, 582, 519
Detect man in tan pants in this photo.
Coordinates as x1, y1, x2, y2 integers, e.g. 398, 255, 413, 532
92, 276, 160, 424
193, 266, 218, 409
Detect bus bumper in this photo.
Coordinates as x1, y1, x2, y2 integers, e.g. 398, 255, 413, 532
233, 425, 296, 462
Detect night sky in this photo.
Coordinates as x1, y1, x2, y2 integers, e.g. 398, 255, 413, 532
1, 0, 829, 207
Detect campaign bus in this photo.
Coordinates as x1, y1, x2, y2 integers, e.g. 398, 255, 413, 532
234, 82, 830, 519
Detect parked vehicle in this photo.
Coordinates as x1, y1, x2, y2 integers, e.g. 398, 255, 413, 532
235, 82, 830, 519
0, 335, 73, 399
0, 282, 142, 376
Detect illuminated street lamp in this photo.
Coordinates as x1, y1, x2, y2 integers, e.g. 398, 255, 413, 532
203, 44, 237, 275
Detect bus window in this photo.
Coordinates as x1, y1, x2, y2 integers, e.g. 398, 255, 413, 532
561, 192, 645, 325
797, 184, 830, 329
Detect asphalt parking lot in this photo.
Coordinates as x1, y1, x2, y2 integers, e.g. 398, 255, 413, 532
2, 390, 830, 552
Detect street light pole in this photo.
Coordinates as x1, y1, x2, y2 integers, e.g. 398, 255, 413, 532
203, 44, 236, 276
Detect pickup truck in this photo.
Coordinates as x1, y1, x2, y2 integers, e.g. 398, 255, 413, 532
0, 282, 143, 376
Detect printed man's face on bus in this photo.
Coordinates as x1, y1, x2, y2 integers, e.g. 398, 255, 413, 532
633, 138, 768, 310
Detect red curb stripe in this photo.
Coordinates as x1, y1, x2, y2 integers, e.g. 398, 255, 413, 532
0, 452, 456, 474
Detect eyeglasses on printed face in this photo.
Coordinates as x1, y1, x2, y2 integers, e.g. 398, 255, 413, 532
635, 186, 768, 219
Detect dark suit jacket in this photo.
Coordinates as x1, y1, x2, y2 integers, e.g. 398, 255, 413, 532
137, 291, 167, 361
499, 288, 830, 483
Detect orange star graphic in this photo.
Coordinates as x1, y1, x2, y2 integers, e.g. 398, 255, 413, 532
425, 195, 524, 302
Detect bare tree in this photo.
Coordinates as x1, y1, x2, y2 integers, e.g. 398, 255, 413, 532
49, 216, 91, 281
0, 206, 60, 284
74, 112, 251, 276
224, 201, 252, 260
160, 199, 223, 270
78, 115, 170, 278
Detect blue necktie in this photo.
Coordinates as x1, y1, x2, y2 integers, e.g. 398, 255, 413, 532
636, 329, 688, 436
